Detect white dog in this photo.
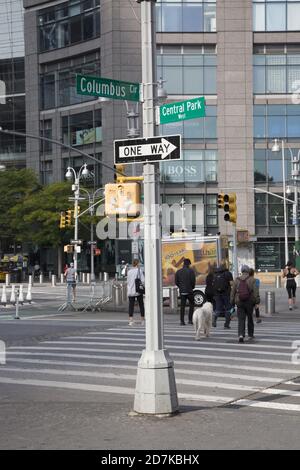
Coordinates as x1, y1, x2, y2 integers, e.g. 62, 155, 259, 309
192, 302, 213, 340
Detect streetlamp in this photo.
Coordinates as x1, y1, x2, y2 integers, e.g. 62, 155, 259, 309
272, 139, 300, 264
65, 164, 90, 273
79, 187, 104, 282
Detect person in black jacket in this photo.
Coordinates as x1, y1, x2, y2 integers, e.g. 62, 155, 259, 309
175, 258, 196, 325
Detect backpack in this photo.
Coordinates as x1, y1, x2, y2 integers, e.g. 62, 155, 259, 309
213, 272, 227, 293
237, 278, 251, 301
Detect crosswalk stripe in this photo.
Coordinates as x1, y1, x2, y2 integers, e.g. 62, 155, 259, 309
0, 376, 231, 403
230, 399, 300, 412
9, 343, 293, 357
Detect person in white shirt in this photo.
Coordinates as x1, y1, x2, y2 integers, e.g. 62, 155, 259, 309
64, 262, 77, 302
127, 259, 145, 326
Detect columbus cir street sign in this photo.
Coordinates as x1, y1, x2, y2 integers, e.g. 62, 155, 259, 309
160, 96, 205, 124
76, 74, 140, 102
114, 135, 181, 164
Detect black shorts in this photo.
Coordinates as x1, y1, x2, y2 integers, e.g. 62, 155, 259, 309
286, 280, 297, 299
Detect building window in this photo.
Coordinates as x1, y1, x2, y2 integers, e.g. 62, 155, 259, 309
253, 1, 300, 32
253, 104, 300, 140
40, 119, 52, 154
62, 109, 102, 147
38, 0, 100, 52
163, 194, 218, 231
161, 149, 217, 184
157, 45, 217, 95
161, 105, 217, 141
254, 147, 300, 184
0, 95, 26, 161
253, 45, 300, 94
41, 160, 53, 185
156, 1, 216, 33
40, 52, 100, 110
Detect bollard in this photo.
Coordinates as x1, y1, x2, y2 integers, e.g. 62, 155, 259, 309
104, 272, 109, 282
5, 274, 10, 287
169, 286, 178, 312
18, 285, 24, 304
26, 283, 32, 303
79, 272, 83, 282
49, 271, 52, 280
10, 285, 16, 304
1, 286, 7, 305
82, 273, 87, 284
28, 274, 33, 286
265, 291, 275, 315
39, 274, 43, 284
60, 273, 64, 284
112, 283, 122, 307
121, 282, 127, 303
87, 273, 91, 285
275, 275, 281, 288
99, 272, 103, 281
51, 274, 56, 287
14, 287, 20, 319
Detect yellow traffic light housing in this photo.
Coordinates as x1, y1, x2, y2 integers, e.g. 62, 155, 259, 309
224, 193, 237, 224
217, 193, 225, 209
59, 212, 66, 229
65, 209, 73, 227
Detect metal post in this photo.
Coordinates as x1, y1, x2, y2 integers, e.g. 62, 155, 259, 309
39, 273, 43, 284
14, 287, 20, 319
233, 224, 238, 278
134, 0, 178, 415
73, 178, 79, 273
282, 141, 289, 264
292, 150, 300, 242
51, 274, 56, 287
60, 273, 64, 284
5, 273, 10, 287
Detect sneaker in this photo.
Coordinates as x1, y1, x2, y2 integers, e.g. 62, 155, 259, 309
128, 320, 134, 326
188, 321, 193, 325
289, 306, 293, 311
256, 318, 262, 324
238, 336, 244, 343
180, 322, 186, 326
248, 336, 255, 341
224, 325, 231, 329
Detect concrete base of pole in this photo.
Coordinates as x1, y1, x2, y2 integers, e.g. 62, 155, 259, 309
133, 349, 179, 415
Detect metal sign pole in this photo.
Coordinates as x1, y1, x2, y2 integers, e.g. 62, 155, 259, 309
133, 0, 178, 415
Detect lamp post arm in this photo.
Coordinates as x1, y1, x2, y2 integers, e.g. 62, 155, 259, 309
0, 128, 124, 177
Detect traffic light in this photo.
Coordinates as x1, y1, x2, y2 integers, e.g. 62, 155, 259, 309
115, 164, 126, 183
218, 193, 225, 209
65, 209, 73, 227
223, 193, 237, 224
59, 212, 66, 229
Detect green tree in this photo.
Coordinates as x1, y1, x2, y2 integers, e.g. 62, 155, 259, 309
0, 168, 40, 246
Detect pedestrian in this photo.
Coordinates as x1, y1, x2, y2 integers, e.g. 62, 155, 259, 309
230, 265, 260, 343
212, 265, 232, 329
127, 259, 145, 326
205, 265, 215, 306
63, 263, 69, 274
282, 261, 299, 311
64, 262, 77, 302
175, 258, 196, 325
249, 268, 262, 323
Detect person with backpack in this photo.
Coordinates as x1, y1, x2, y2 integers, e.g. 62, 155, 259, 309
175, 258, 196, 325
230, 265, 260, 343
212, 265, 232, 329
249, 268, 262, 323
282, 261, 299, 311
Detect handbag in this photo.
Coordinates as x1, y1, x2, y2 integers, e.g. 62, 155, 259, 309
135, 268, 145, 295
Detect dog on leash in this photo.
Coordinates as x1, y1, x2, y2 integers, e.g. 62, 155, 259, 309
192, 302, 213, 340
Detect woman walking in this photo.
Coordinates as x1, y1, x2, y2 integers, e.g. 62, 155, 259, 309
127, 259, 145, 326
282, 261, 299, 311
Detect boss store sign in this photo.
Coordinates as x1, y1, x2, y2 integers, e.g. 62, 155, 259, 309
162, 161, 202, 182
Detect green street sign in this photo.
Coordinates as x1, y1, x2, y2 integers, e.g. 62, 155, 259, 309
76, 74, 140, 102
160, 96, 206, 124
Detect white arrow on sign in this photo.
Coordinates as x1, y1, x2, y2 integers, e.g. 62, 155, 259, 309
119, 138, 177, 160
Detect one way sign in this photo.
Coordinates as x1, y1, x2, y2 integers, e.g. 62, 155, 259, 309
114, 134, 181, 165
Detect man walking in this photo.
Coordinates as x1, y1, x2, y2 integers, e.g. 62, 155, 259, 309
212, 265, 232, 329
64, 262, 77, 303
175, 258, 196, 325
230, 265, 260, 343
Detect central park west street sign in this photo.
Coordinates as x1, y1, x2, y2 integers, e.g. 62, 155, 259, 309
160, 96, 205, 124
76, 74, 140, 102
